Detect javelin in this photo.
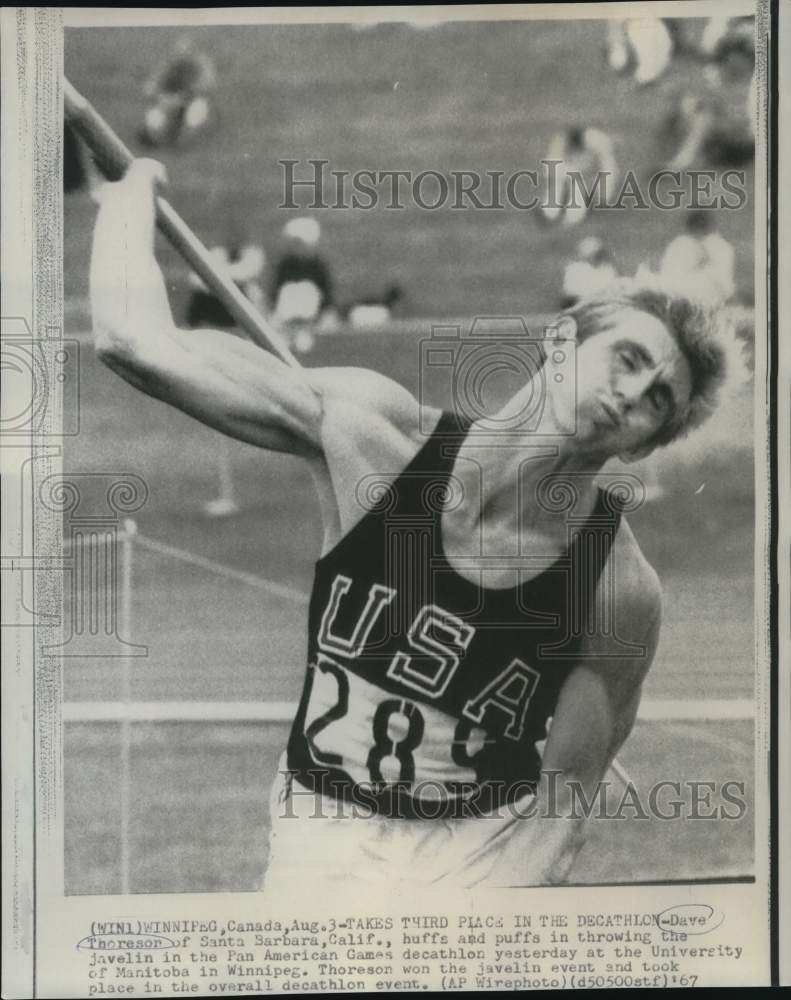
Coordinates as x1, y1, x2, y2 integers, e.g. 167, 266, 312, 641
63, 77, 301, 369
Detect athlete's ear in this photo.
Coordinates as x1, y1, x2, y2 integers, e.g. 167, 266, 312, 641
553, 315, 578, 341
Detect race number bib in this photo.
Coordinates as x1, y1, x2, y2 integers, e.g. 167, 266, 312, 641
302, 653, 489, 798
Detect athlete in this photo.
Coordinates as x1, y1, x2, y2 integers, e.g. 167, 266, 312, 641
90, 160, 734, 889
139, 35, 217, 148
540, 125, 618, 228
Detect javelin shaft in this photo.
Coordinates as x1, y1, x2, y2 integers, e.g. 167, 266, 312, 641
63, 77, 301, 369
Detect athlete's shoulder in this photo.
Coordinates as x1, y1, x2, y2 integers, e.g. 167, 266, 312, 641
572, 515, 662, 699
606, 514, 663, 638
309, 365, 439, 443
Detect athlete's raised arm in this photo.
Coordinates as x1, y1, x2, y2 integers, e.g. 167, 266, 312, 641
90, 159, 323, 456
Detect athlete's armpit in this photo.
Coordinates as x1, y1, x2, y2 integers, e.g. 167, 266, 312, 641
302, 367, 440, 547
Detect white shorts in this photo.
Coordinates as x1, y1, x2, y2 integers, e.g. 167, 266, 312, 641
261, 755, 535, 893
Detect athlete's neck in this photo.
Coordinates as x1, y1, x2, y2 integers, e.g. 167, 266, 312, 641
461, 434, 605, 528
453, 381, 610, 533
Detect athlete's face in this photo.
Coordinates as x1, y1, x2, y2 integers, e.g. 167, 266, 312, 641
569, 310, 693, 460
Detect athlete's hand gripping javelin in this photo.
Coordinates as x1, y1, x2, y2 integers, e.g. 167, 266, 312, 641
65, 76, 298, 366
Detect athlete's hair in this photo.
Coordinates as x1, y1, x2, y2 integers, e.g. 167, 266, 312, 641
556, 275, 748, 448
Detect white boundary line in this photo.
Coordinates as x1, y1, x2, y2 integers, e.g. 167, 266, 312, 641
62, 701, 298, 723
61, 524, 308, 603
62, 697, 754, 724
660, 719, 755, 762
132, 532, 309, 605
636, 698, 754, 721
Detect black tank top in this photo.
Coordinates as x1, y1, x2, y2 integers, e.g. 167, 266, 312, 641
286, 411, 621, 818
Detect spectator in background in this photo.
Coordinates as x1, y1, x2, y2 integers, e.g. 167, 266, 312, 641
659, 211, 736, 307
270, 218, 336, 351
664, 86, 754, 171
139, 35, 217, 148
605, 18, 675, 85
186, 242, 266, 329
663, 91, 714, 171
561, 237, 619, 308
699, 15, 754, 65
703, 17, 756, 149
663, 17, 754, 172
541, 126, 618, 228
346, 284, 405, 330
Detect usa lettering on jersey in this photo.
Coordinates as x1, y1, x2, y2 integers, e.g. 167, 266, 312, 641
302, 573, 541, 794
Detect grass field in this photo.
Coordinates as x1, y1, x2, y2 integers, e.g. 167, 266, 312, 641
61, 17, 756, 894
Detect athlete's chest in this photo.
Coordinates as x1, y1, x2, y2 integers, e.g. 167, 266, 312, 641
441, 502, 569, 589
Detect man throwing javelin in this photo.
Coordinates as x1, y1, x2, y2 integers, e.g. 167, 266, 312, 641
90, 160, 735, 889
